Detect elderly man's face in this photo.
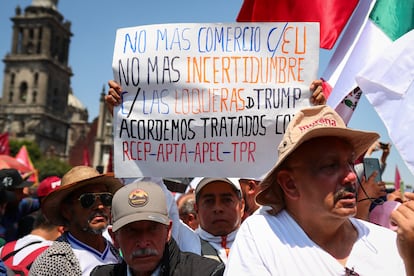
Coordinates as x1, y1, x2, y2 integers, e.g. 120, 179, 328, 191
62, 183, 111, 235
115, 220, 171, 274
196, 181, 244, 236
281, 137, 358, 219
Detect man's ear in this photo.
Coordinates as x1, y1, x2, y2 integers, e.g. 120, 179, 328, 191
57, 226, 65, 234
247, 180, 258, 195
277, 170, 299, 200
187, 213, 196, 223
239, 198, 246, 218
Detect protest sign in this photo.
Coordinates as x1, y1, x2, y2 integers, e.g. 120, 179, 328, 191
112, 22, 319, 178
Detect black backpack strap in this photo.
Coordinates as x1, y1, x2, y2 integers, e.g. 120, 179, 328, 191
15, 244, 49, 272
1, 241, 42, 262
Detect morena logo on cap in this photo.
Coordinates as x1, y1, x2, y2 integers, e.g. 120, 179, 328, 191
128, 189, 149, 207
298, 117, 338, 132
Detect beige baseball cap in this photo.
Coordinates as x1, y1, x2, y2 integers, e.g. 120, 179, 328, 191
111, 181, 170, 232
256, 105, 379, 212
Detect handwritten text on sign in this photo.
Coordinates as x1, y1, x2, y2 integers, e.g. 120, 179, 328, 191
112, 23, 319, 178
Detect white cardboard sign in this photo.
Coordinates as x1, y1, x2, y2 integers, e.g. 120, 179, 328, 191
112, 22, 319, 178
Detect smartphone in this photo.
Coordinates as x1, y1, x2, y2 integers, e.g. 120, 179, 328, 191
363, 157, 382, 182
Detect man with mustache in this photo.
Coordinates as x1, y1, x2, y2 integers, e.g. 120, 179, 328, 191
91, 181, 224, 275
225, 105, 407, 275
30, 166, 124, 275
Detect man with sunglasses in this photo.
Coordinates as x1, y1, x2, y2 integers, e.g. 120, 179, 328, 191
225, 105, 407, 275
30, 166, 124, 275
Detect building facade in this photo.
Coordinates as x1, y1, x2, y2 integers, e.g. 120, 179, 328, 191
0, 0, 111, 170
0, 0, 72, 156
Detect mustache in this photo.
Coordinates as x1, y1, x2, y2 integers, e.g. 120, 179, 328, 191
81, 211, 110, 234
131, 248, 159, 258
334, 185, 356, 202
87, 211, 109, 222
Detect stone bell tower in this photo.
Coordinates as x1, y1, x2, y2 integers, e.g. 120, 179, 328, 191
0, 0, 72, 156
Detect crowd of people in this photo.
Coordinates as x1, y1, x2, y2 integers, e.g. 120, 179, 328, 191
0, 79, 414, 275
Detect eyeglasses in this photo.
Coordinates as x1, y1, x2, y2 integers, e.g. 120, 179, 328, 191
77, 192, 113, 209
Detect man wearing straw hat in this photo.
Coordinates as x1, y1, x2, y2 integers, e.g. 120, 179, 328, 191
225, 105, 406, 275
30, 166, 124, 275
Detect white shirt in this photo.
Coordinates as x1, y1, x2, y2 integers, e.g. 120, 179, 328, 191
196, 227, 238, 265
67, 233, 119, 276
225, 210, 405, 275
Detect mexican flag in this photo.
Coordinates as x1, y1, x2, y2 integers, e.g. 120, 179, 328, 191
356, 30, 414, 177
322, 0, 414, 110
323, 0, 414, 176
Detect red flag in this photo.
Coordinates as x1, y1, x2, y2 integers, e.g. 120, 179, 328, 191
15, 145, 38, 184
0, 154, 32, 173
83, 147, 91, 167
394, 166, 401, 190
236, 0, 359, 49
106, 149, 113, 173
0, 132, 10, 155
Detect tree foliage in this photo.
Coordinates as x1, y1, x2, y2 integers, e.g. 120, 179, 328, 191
9, 139, 72, 181
9, 140, 41, 161
35, 157, 72, 180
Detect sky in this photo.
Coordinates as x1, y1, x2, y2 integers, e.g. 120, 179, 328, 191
1, 0, 413, 187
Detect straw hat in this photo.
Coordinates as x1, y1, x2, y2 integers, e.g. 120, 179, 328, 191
42, 166, 123, 225
256, 105, 379, 213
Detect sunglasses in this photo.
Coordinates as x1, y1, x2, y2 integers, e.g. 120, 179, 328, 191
77, 192, 113, 209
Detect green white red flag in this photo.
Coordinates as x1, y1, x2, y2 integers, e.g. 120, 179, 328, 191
323, 0, 414, 111
356, 28, 414, 177
323, 0, 414, 176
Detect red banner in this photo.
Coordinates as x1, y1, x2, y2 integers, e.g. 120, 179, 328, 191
0, 132, 10, 155
394, 166, 401, 190
236, 0, 359, 49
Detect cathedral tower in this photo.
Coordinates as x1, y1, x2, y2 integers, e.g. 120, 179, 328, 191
0, 0, 72, 156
